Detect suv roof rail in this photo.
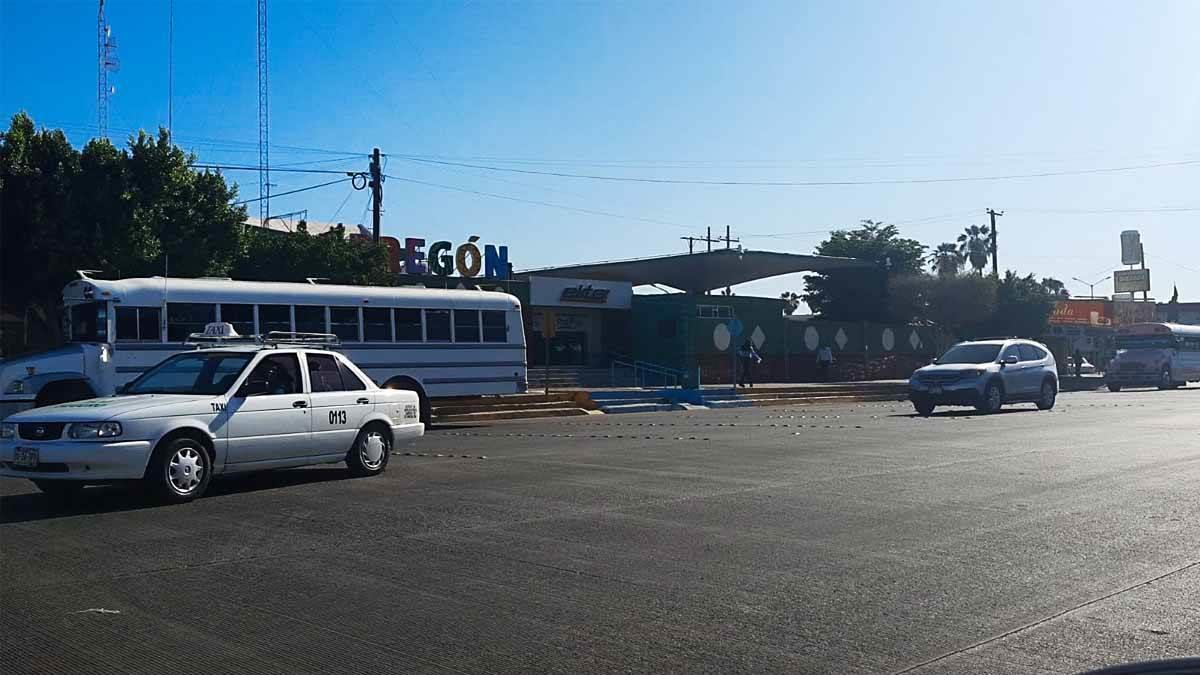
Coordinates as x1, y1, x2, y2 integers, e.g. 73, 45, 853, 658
263, 331, 341, 349
973, 335, 1024, 341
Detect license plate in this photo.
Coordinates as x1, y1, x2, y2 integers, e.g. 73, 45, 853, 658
928, 385, 943, 395
13, 447, 38, 468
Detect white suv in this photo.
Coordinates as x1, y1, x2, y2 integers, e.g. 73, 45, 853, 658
0, 335, 423, 502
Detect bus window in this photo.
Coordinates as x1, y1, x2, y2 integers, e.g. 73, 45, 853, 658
259, 304, 291, 334
455, 310, 481, 343
363, 307, 391, 342
167, 303, 214, 342
295, 306, 326, 334
482, 310, 507, 342
220, 304, 255, 337
330, 307, 361, 341
395, 309, 422, 341
426, 309, 451, 342
116, 307, 162, 342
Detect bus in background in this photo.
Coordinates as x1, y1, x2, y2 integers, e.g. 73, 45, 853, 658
0, 275, 527, 422
1106, 322, 1200, 392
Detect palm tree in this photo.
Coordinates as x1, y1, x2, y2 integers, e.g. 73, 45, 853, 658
930, 243, 964, 277
956, 225, 991, 274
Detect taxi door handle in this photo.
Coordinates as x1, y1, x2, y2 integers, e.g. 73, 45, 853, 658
356, 397, 370, 405
292, 400, 308, 408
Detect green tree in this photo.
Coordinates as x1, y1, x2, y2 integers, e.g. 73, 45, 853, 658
888, 273, 997, 339
956, 225, 992, 274
1039, 277, 1069, 298
230, 224, 392, 286
1, 113, 246, 350
780, 291, 801, 315
970, 271, 1057, 338
801, 220, 926, 322
929, 242, 964, 278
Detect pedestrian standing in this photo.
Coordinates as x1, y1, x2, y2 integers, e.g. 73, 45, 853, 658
1073, 348, 1083, 378
737, 339, 761, 387
816, 345, 834, 382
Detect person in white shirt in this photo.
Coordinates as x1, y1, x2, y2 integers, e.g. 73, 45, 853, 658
816, 345, 834, 382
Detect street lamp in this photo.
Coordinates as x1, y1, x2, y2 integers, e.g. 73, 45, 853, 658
1071, 275, 1111, 299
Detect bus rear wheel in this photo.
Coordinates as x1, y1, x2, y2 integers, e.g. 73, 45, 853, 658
384, 378, 431, 425
1107, 383, 1122, 392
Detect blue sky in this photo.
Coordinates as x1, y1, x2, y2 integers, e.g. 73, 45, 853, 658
2, 0, 1198, 304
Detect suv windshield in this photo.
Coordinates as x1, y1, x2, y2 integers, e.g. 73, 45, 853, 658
937, 344, 1002, 364
124, 352, 255, 395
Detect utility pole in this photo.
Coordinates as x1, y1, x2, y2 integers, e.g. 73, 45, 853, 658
707, 226, 712, 252
681, 235, 702, 254
987, 209, 1003, 276
369, 147, 383, 242
720, 225, 740, 250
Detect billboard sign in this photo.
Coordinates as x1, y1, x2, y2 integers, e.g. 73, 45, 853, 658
1120, 230, 1142, 266
1112, 299, 1157, 326
1049, 300, 1112, 326
1114, 268, 1150, 293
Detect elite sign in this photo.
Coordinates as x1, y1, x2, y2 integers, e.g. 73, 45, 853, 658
1113, 269, 1150, 294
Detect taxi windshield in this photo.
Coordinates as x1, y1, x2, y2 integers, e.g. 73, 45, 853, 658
937, 344, 1002, 364
124, 352, 254, 395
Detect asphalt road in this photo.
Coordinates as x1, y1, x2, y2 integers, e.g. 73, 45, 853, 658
3, 388, 1199, 674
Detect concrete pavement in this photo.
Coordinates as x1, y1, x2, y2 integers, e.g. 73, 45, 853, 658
2, 387, 1198, 673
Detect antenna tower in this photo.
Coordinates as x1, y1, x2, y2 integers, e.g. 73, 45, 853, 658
256, 0, 270, 222
97, 0, 119, 138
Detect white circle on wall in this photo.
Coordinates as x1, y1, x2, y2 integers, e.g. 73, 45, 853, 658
804, 326, 820, 351
882, 328, 895, 351
714, 323, 732, 351
751, 325, 766, 349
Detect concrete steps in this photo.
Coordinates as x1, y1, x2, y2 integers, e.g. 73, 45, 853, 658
432, 391, 595, 424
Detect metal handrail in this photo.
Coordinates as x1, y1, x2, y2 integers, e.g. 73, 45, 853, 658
610, 355, 684, 388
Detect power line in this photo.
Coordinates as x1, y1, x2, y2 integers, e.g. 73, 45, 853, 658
192, 163, 364, 175
232, 177, 352, 205
328, 188, 357, 222
384, 174, 694, 230
392, 156, 1200, 187
274, 155, 365, 168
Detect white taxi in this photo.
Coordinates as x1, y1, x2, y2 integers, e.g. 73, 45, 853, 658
0, 328, 423, 502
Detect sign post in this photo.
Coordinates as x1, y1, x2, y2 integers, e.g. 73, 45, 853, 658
542, 311, 557, 394
728, 318, 743, 387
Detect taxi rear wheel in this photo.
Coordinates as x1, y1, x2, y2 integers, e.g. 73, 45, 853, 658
347, 424, 391, 477
146, 436, 212, 504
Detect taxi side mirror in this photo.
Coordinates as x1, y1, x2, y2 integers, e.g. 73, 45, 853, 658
237, 379, 268, 398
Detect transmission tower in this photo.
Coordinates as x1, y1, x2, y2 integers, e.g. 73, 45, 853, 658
256, 0, 270, 222
97, 0, 119, 139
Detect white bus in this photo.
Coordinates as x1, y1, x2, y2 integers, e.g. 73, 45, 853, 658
0, 275, 527, 421
1106, 322, 1200, 391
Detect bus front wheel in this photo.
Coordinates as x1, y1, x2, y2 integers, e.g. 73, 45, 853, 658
1107, 383, 1122, 392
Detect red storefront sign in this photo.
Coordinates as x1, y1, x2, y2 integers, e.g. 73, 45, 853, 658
1050, 300, 1112, 326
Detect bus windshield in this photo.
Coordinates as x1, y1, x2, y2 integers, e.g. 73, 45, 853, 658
124, 352, 255, 395
1115, 334, 1175, 351
69, 302, 109, 342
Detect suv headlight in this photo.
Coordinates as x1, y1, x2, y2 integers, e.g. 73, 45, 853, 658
0, 423, 14, 439
963, 369, 985, 378
5, 380, 24, 394
68, 422, 122, 439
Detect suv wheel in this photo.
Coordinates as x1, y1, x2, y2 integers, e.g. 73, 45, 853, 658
1157, 366, 1173, 390
1035, 379, 1057, 410
976, 381, 1003, 413
912, 399, 935, 417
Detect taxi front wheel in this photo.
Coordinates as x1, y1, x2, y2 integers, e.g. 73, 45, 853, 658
145, 437, 212, 504
347, 425, 391, 477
